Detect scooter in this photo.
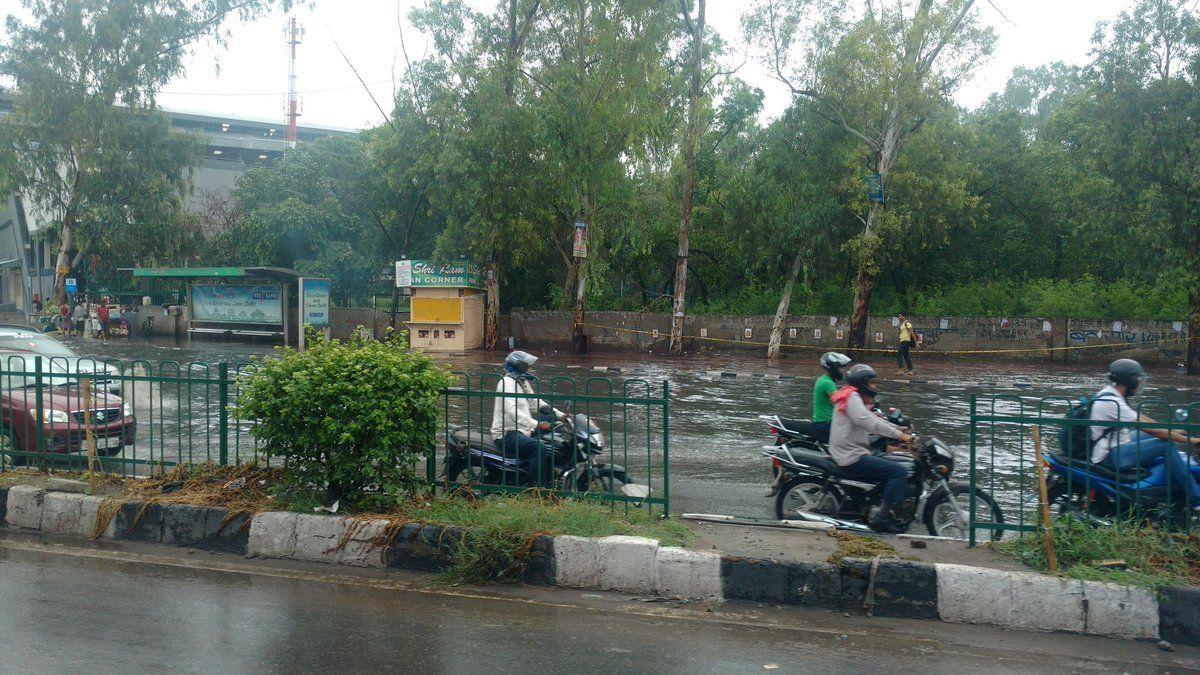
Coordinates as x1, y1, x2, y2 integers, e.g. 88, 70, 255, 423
445, 405, 650, 499
763, 408, 1005, 538
1045, 409, 1200, 529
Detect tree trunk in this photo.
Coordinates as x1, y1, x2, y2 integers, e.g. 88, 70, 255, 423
51, 212, 76, 305
1188, 288, 1199, 376
768, 249, 805, 360
485, 254, 501, 351
847, 200, 884, 350
670, 0, 705, 356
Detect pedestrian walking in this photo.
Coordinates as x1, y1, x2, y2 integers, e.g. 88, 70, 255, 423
71, 301, 87, 338
896, 312, 915, 375
96, 298, 111, 341
60, 301, 71, 336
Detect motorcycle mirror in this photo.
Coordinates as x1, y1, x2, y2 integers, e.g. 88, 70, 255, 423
1175, 408, 1190, 423
620, 484, 651, 499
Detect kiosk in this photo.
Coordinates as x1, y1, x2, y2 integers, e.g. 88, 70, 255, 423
397, 260, 484, 352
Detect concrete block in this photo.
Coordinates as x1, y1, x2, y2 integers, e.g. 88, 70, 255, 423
115, 501, 164, 542
385, 523, 458, 572
79, 496, 115, 538
522, 535, 557, 585
161, 503, 210, 546
292, 514, 348, 563
41, 492, 85, 535
1160, 586, 1200, 646
1080, 580, 1158, 639
654, 547, 722, 601
937, 564, 1085, 632
6, 485, 45, 530
595, 535, 658, 593
839, 558, 939, 619
248, 511, 299, 558
336, 518, 389, 567
554, 535, 603, 588
203, 508, 251, 554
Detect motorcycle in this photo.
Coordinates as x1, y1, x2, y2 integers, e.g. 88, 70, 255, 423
1045, 408, 1199, 529
762, 408, 1005, 539
445, 405, 650, 499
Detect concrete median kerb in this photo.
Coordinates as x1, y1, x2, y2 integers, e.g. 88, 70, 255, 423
3, 489, 1198, 644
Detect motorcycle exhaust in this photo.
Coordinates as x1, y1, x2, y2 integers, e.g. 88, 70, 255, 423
790, 510, 874, 533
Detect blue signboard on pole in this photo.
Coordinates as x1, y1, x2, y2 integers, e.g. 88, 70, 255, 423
867, 173, 885, 203
64, 278, 77, 295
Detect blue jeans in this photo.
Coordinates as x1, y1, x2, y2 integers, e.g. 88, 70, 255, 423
897, 343, 913, 370
501, 431, 552, 487
840, 454, 909, 511
811, 421, 830, 444
1102, 432, 1200, 502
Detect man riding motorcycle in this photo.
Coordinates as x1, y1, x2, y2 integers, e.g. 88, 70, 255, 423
491, 351, 565, 487
1088, 358, 1200, 508
812, 352, 852, 444
828, 364, 914, 533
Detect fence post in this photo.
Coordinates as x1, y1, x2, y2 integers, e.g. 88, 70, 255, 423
662, 380, 670, 518
34, 355, 43, 464
218, 362, 230, 466
968, 394, 977, 547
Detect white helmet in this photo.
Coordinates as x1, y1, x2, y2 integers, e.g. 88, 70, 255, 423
504, 350, 538, 375
819, 352, 851, 370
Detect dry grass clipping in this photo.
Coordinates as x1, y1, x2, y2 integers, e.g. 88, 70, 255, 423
826, 531, 912, 565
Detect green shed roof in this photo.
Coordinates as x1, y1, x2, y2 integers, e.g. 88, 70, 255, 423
127, 267, 303, 280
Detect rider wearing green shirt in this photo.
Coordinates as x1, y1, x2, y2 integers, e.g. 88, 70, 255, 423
812, 352, 851, 443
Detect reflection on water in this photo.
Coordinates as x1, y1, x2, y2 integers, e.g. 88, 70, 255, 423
61, 336, 1200, 519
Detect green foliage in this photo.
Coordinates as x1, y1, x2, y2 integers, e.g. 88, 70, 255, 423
236, 332, 452, 510
996, 517, 1200, 589
391, 492, 693, 584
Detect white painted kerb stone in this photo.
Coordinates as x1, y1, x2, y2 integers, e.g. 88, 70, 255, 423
6, 485, 46, 530
594, 536, 658, 593
1080, 579, 1158, 639
41, 492, 85, 535
937, 563, 1086, 633
248, 511, 299, 558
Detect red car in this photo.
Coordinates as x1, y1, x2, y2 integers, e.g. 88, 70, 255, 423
0, 337, 135, 465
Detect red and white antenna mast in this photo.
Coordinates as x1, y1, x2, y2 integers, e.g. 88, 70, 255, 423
285, 16, 304, 146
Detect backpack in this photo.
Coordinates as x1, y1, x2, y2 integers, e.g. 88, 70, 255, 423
1058, 393, 1117, 460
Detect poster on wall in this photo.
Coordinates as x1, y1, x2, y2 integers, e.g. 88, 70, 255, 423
191, 284, 283, 325
301, 278, 331, 328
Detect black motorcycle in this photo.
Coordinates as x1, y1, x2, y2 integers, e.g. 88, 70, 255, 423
445, 406, 648, 498
761, 409, 1004, 539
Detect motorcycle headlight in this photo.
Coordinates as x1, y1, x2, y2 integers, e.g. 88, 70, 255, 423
37, 409, 69, 424
591, 432, 605, 448
123, 401, 133, 417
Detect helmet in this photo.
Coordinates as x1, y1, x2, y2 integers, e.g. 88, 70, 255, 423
1107, 358, 1147, 394
819, 352, 851, 380
844, 363, 878, 399
504, 350, 538, 375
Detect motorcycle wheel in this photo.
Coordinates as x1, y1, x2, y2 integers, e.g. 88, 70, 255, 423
775, 475, 841, 521
923, 485, 1004, 541
579, 469, 628, 495
446, 454, 487, 484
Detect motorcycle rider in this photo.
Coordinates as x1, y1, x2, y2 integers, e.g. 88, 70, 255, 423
1089, 359, 1200, 507
813, 352, 852, 444
491, 351, 565, 487
828, 364, 914, 533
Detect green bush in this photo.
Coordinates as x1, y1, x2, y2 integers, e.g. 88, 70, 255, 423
237, 332, 452, 510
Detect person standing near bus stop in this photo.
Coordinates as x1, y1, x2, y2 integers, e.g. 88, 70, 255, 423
896, 313, 915, 376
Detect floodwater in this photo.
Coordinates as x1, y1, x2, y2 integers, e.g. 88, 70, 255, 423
60, 335, 1200, 524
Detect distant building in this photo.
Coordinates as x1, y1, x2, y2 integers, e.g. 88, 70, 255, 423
0, 92, 352, 314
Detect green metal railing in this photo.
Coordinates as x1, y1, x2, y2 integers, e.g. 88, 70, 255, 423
968, 394, 1200, 545
0, 355, 262, 474
437, 373, 671, 516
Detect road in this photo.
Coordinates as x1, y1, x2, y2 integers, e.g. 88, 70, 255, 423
0, 533, 1192, 674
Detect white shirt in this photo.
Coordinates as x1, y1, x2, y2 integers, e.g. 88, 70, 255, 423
828, 390, 905, 467
490, 375, 561, 438
1088, 385, 1137, 463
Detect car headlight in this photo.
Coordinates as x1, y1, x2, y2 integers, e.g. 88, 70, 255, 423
123, 401, 133, 417
37, 409, 69, 424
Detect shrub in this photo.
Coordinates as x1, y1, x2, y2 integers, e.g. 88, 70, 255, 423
237, 331, 452, 510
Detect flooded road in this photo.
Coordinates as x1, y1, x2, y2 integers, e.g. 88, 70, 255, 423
63, 336, 1200, 524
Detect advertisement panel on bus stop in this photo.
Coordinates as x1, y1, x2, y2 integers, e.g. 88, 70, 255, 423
191, 284, 283, 325
300, 278, 331, 328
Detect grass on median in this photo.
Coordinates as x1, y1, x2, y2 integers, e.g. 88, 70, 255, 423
385, 491, 694, 585
994, 517, 1200, 589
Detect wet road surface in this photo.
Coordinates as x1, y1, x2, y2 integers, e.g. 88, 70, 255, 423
0, 531, 1189, 674
64, 336, 1200, 523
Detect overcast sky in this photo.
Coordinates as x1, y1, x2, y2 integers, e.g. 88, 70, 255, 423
1, 1, 1131, 130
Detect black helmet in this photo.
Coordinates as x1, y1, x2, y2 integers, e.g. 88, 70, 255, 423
845, 363, 878, 399
1107, 358, 1147, 394
819, 352, 851, 380
504, 350, 538, 375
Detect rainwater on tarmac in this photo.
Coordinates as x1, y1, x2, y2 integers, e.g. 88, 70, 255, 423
64, 335, 1200, 523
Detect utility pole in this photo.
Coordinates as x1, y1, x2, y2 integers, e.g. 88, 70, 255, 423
285, 16, 303, 146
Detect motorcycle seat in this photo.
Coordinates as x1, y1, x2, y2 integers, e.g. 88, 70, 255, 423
1049, 453, 1152, 482
453, 429, 500, 454
777, 418, 817, 437
787, 447, 840, 474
